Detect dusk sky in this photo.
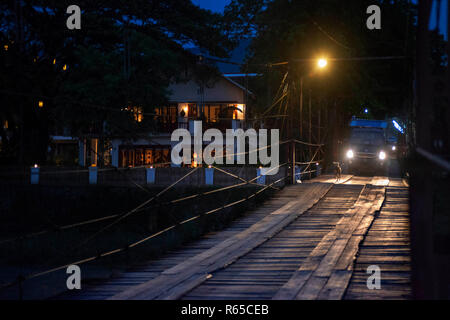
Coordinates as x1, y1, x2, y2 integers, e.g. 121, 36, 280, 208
192, 0, 231, 13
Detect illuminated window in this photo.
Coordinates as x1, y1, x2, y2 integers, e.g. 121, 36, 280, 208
145, 149, 154, 165
130, 106, 143, 122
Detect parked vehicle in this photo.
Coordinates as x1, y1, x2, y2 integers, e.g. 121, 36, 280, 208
343, 119, 389, 175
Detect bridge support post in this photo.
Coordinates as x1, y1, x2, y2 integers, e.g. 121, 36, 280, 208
30, 165, 39, 185
257, 167, 266, 185
205, 167, 214, 185
316, 163, 321, 177
295, 166, 301, 183
146, 167, 156, 184
89, 165, 98, 184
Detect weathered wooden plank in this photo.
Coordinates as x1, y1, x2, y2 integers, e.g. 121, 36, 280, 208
273, 186, 385, 300
110, 183, 332, 300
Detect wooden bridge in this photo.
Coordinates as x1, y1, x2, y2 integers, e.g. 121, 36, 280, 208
55, 175, 411, 300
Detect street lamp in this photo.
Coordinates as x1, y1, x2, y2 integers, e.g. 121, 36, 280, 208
317, 58, 328, 69
294, 57, 328, 184
299, 57, 329, 137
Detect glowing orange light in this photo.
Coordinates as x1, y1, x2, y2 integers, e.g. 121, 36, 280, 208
62, 64, 67, 71
4, 45, 8, 51
317, 58, 327, 68
53, 59, 56, 65
38, 101, 44, 108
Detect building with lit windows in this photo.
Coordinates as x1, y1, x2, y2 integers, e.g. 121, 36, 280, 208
109, 73, 253, 168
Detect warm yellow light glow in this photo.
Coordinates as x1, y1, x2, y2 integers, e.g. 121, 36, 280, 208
234, 104, 245, 120
53, 58, 56, 65
38, 101, 44, 108
63, 64, 67, 71
4, 45, 8, 51
192, 152, 198, 167
317, 58, 327, 68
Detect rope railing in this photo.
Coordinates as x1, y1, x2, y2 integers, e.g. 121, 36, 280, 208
0, 165, 287, 246
65, 167, 201, 254
1, 137, 322, 296
292, 139, 324, 147
0, 164, 288, 293
298, 143, 322, 177
211, 165, 280, 191
0, 138, 315, 179
0, 138, 320, 246
0, 139, 290, 179
0, 181, 252, 246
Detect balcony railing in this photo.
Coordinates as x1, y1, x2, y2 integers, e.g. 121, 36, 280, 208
155, 119, 244, 134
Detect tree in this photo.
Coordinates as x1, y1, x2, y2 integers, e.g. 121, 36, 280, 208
224, 0, 417, 120
0, 0, 234, 164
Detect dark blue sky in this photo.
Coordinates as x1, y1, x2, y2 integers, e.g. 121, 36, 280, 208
429, 0, 448, 40
192, 0, 230, 13
193, 0, 447, 40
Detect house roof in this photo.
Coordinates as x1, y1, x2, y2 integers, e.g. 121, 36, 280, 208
187, 39, 251, 74
223, 75, 254, 97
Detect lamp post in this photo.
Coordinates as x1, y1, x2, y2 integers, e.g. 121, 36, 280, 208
293, 58, 328, 184
299, 58, 328, 139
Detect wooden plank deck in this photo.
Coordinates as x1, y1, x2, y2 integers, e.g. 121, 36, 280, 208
110, 183, 332, 300
54, 183, 330, 300
183, 184, 364, 300
344, 181, 411, 299
54, 176, 411, 300
273, 185, 385, 300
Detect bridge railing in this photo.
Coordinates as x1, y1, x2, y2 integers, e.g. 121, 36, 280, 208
0, 138, 324, 299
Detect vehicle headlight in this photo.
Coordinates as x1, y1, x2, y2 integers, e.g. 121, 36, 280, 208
346, 150, 354, 159
379, 151, 386, 160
